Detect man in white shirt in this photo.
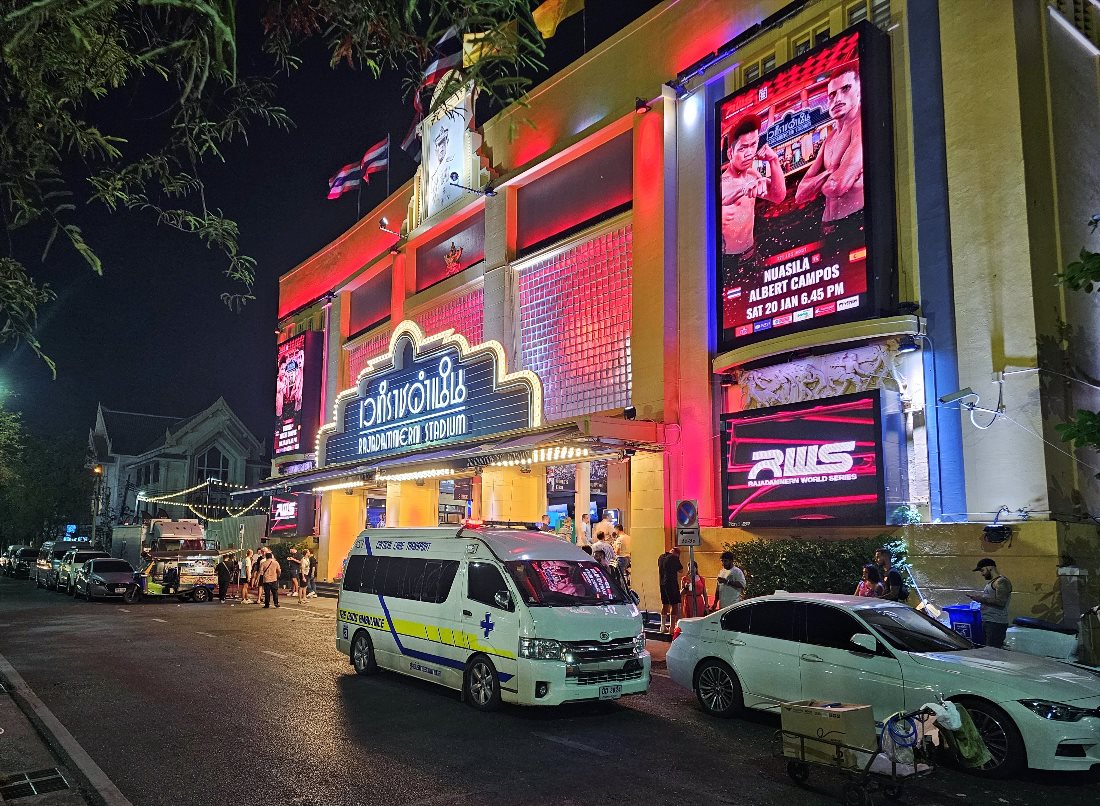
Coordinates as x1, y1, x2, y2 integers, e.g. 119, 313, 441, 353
712, 551, 747, 611
590, 534, 616, 568
578, 513, 592, 547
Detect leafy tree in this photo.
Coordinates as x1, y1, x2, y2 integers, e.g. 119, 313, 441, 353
0, 426, 93, 545
1054, 216, 1100, 475
1, 0, 544, 372
0, 392, 24, 490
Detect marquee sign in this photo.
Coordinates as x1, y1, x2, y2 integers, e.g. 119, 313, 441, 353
318, 321, 542, 468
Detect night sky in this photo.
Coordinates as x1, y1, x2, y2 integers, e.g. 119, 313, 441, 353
2, 2, 663, 449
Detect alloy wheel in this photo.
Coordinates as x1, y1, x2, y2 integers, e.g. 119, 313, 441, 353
697, 664, 737, 713
969, 707, 1010, 770
469, 662, 494, 706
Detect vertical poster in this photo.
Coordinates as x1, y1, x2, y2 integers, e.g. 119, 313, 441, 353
715, 23, 896, 350
274, 331, 324, 456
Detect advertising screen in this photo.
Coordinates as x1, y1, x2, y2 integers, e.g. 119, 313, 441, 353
269, 493, 316, 537
274, 331, 323, 456
715, 23, 896, 351
720, 390, 906, 527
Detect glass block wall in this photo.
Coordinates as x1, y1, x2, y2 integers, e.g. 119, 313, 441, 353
346, 329, 391, 384
519, 224, 633, 421
411, 286, 485, 347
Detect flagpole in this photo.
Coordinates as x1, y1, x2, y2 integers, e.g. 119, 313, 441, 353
386, 133, 391, 197
356, 180, 362, 220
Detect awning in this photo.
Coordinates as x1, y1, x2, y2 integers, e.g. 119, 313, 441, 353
232, 416, 665, 496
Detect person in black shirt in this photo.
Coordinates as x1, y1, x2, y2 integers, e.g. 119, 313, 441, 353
874, 547, 908, 602
657, 547, 683, 633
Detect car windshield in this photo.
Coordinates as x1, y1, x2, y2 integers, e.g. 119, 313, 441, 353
505, 560, 630, 606
92, 560, 132, 573
74, 552, 106, 564
18, 549, 38, 558
859, 605, 975, 653
51, 549, 69, 559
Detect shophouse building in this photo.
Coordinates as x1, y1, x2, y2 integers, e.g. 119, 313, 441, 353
254, 0, 1100, 619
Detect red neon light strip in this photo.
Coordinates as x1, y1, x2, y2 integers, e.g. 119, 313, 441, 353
738, 494, 880, 512
800, 416, 877, 425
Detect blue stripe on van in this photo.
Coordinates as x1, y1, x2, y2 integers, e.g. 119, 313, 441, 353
363, 538, 514, 683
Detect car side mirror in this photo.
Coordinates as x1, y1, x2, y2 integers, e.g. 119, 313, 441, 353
494, 590, 513, 611
849, 633, 877, 654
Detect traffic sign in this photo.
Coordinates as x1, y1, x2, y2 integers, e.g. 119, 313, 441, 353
675, 527, 701, 547
675, 499, 699, 529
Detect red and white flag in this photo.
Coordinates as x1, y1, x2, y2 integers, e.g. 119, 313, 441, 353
360, 137, 389, 180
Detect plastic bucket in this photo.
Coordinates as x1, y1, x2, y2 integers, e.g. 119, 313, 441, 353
944, 604, 985, 645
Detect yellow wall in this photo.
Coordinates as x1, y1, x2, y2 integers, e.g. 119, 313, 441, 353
318, 490, 365, 581
480, 466, 547, 522
386, 480, 440, 527
629, 451, 667, 612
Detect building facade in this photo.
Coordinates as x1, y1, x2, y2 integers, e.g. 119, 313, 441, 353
88, 398, 269, 531
261, 0, 1100, 618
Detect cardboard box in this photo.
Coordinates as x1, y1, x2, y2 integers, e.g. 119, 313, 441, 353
781, 701, 878, 769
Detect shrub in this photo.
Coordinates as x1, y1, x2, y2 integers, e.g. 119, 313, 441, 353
722, 535, 907, 597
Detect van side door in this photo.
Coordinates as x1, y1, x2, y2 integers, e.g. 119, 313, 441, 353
461, 561, 520, 692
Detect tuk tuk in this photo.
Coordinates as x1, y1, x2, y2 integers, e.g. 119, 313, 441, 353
123, 551, 220, 603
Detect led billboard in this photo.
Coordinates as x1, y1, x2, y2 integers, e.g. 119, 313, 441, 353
715, 22, 896, 351
720, 390, 907, 527
274, 331, 324, 456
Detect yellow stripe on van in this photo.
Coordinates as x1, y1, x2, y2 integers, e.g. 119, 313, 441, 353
338, 606, 516, 661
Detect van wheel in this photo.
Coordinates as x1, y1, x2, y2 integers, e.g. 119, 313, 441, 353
464, 655, 502, 711
351, 631, 378, 675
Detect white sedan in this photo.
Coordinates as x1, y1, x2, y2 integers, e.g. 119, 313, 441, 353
666, 592, 1100, 778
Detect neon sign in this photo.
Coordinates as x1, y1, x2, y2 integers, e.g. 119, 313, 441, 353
721, 390, 907, 526
318, 321, 542, 468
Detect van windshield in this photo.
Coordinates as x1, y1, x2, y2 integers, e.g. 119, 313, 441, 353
505, 560, 631, 607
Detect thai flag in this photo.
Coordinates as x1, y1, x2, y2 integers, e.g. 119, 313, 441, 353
327, 161, 363, 199
414, 26, 462, 113
360, 137, 389, 180
400, 117, 422, 163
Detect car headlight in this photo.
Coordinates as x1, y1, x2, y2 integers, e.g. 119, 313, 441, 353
1018, 699, 1094, 722
634, 632, 646, 654
519, 638, 564, 660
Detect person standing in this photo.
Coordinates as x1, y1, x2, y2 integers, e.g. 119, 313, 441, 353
298, 551, 310, 604
680, 562, 707, 618
591, 532, 616, 569
578, 513, 592, 547
240, 549, 254, 603
286, 548, 302, 597
612, 524, 631, 583
712, 551, 746, 611
592, 512, 614, 542
249, 550, 263, 603
304, 550, 318, 598
657, 546, 683, 633
215, 555, 233, 603
260, 551, 282, 608
967, 558, 1013, 648
874, 547, 908, 602
854, 564, 884, 598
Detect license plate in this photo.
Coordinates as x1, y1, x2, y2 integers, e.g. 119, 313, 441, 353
115, 587, 127, 593
599, 684, 622, 701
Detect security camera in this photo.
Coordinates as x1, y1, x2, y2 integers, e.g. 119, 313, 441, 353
938, 387, 976, 405
450, 171, 459, 182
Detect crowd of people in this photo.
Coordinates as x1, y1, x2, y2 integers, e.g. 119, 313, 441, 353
211, 547, 319, 608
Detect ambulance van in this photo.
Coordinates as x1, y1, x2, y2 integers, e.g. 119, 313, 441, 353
336, 523, 650, 710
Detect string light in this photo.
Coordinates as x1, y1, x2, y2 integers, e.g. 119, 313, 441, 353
185, 498, 264, 523
138, 479, 213, 504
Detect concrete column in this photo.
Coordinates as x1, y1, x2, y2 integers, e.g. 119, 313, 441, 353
481, 465, 546, 522
629, 451, 666, 613
574, 461, 591, 530
481, 188, 517, 365
387, 480, 440, 527
607, 460, 630, 525
318, 490, 365, 581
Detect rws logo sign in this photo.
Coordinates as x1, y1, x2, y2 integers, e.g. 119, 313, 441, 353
318, 322, 543, 467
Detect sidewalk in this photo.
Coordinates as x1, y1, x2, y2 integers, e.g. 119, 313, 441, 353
0, 673, 91, 806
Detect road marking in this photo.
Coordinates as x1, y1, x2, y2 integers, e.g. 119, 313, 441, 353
533, 732, 610, 756
0, 650, 134, 806
262, 650, 288, 659
196, 632, 216, 638
151, 618, 167, 623
118, 609, 130, 613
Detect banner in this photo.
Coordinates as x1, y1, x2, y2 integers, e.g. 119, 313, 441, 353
274, 331, 324, 456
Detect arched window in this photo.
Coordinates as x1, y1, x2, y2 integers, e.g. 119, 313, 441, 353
195, 446, 230, 483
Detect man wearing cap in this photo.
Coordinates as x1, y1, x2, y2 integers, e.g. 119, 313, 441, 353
967, 558, 1013, 648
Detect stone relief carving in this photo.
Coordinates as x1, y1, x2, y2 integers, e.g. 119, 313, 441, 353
739, 341, 905, 409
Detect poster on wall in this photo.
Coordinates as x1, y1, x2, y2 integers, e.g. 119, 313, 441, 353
274, 331, 324, 456
715, 22, 896, 351
425, 88, 472, 219
720, 390, 907, 527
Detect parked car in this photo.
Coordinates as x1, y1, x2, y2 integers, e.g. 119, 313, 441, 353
665, 592, 1100, 778
37, 544, 72, 589
73, 558, 137, 601
6, 547, 39, 579
55, 548, 110, 594
1, 545, 27, 575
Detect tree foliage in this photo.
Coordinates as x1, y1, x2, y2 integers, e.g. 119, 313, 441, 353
1054, 216, 1100, 477
1, 0, 544, 371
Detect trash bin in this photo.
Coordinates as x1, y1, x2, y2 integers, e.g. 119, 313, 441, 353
944, 603, 985, 645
